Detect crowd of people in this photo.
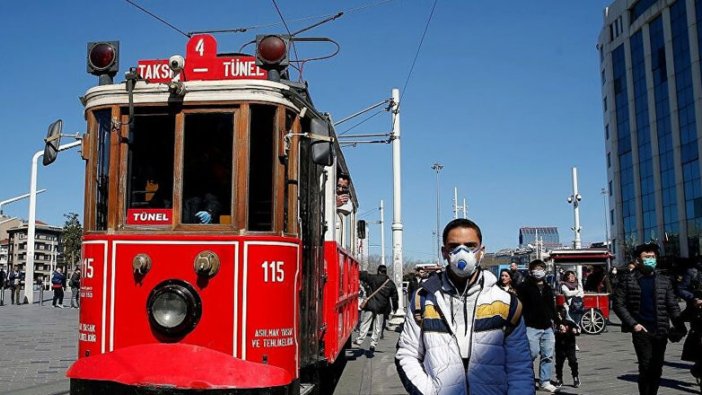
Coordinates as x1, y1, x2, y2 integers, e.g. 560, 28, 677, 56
0, 265, 80, 308
364, 217, 702, 395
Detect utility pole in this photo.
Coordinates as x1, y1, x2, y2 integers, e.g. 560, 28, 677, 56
462, 198, 467, 218
390, 88, 405, 315
431, 162, 444, 264
453, 187, 458, 219
380, 200, 386, 267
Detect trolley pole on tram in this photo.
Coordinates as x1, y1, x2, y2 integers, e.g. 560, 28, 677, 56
390, 88, 405, 317
25, 140, 81, 304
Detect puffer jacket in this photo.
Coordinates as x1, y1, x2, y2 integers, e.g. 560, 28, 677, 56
613, 268, 680, 335
395, 270, 534, 395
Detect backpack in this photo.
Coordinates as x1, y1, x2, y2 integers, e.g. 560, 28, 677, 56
51, 273, 62, 285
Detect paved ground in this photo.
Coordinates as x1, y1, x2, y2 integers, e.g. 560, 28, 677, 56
1, 287, 700, 395
333, 314, 699, 395
0, 288, 76, 395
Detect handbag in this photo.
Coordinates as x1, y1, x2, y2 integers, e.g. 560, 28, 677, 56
569, 296, 585, 313
360, 279, 390, 310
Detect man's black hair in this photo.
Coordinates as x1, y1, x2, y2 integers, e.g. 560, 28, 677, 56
442, 218, 482, 245
529, 259, 546, 270
338, 173, 350, 182
633, 242, 659, 258
377, 264, 387, 274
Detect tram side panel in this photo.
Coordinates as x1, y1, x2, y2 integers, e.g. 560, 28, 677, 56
322, 242, 359, 363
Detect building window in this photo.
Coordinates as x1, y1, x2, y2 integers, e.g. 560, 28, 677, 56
606, 124, 610, 140
607, 153, 612, 168
604, 97, 608, 111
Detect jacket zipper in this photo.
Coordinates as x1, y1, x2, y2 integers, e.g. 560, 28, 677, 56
463, 277, 484, 394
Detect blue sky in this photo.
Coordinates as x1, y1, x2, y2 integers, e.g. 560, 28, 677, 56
0, 1, 612, 260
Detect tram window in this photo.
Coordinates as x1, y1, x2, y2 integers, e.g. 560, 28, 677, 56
248, 105, 276, 231
126, 114, 175, 210
94, 110, 112, 231
182, 113, 233, 224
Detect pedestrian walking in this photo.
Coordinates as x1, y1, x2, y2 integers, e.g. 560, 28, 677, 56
560, 270, 585, 327
613, 242, 686, 395
510, 262, 525, 286
553, 306, 580, 388
69, 268, 81, 308
355, 264, 398, 352
396, 218, 534, 394
51, 267, 66, 308
516, 259, 560, 393
498, 269, 517, 294
8, 265, 23, 305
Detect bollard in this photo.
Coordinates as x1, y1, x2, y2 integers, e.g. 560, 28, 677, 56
39, 286, 44, 306
0, 286, 4, 306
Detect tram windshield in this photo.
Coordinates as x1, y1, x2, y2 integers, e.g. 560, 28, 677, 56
122, 104, 279, 229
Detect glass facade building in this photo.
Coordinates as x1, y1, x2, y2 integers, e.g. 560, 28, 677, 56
600, 0, 702, 261
518, 227, 561, 250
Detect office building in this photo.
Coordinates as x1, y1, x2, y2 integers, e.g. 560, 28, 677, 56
518, 227, 561, 250
600, 0, 702, 260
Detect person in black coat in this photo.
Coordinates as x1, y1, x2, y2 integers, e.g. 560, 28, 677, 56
613, 242, 685, 395
516, 259, 561, 392
674, 257, 702, 382
355, 265, 398, 351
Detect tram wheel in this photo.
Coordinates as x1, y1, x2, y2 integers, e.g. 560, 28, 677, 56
579, 308, 606, 334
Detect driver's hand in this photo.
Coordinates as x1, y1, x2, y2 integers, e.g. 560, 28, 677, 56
195, 211, 212, 224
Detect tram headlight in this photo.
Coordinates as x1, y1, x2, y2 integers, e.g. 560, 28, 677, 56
147, 280, 201, 337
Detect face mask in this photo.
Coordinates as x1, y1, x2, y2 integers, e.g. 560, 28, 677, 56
642, 257, 657, 268
531, 269, 546, 280
447, 245, 480, 279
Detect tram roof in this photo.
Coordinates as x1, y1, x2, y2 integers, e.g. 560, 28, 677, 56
82, 79, 299, 111
548, 248, 612, 264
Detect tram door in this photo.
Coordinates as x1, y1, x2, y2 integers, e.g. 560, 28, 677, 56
298, 125, 326, 369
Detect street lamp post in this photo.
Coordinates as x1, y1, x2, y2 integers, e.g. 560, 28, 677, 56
601, 187, 610, 250
431, 162, 444, 264
567, 167, 582, 249
25, 139, 81, 304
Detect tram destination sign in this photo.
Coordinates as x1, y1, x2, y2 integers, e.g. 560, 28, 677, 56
137, 34, 268, 84
127, 209, 172, 225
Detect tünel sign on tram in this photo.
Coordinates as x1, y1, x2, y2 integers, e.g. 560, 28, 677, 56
126, 209, 172, 225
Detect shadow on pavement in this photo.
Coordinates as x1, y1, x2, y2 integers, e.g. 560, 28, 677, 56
618, 373, 699, 394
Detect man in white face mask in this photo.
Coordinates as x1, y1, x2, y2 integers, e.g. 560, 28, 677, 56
396, 219, 534, 394
515, 260, 560, 393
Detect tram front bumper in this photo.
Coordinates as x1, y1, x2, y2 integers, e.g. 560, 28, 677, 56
66, 343, 293, 392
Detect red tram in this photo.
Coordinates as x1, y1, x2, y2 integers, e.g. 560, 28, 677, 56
47, 34, 362, 394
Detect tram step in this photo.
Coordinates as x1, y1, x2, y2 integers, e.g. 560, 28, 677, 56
300, 383, 316, 395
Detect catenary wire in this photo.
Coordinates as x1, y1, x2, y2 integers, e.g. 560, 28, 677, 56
124, 0, 190, 38
392, 0, 439, 131
339, 110, 385, 136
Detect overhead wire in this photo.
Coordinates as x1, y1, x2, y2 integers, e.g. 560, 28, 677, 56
392, 0, 439, 131
339, 110, 385, 136
271, 0, 302, 76
124, 0, 190, 38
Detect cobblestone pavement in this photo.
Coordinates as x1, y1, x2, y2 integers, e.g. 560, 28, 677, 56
0, 288, 77, 395
1, 288, 700, 395
334, 314, 699, 395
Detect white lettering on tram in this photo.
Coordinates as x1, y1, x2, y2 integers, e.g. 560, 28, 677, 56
132, 212, 171, 222
223, 59, 264, 78
137, 63, 173, 81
